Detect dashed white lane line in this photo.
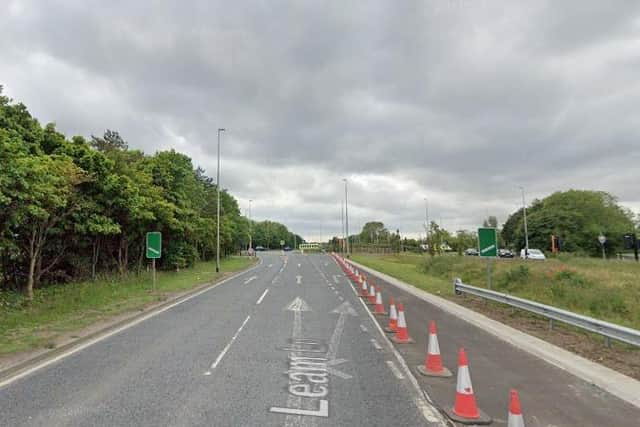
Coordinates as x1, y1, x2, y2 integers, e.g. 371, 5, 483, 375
359, 324, 368, 332
334, 290, 339, 295
338, 296, 344, 301
204, 315, 251, 375
244, 275, 258, 285
256, 288, 269, 305
370, 338, 383, 350
386, 360, 405, 379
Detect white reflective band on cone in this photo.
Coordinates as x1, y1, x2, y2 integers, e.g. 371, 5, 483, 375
428, 333, 440, 355
456, 365, 473, 395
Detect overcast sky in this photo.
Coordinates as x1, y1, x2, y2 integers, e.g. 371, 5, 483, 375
3, 1, 640, 241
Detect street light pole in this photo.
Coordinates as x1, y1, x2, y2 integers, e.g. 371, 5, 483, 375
520, 186, 529, 259
343, 178, 350, 256
341, 199, 345, 253
424, 197, 429, 245
216, 128, 225, 273
248, 199, 252, 253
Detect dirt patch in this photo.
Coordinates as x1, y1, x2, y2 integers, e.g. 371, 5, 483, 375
454, 295, 640, 380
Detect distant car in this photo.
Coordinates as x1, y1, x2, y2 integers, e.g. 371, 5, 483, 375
464, 248, 479, 256
255, 246, 266, 251
520, 248, 546, 260
499, 249, 514, 258
283, 246, 292, 251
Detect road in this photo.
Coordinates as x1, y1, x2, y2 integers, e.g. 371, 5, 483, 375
0, 252, 444, 427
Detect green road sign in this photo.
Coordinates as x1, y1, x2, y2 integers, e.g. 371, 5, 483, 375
146, 232, 162, 259
280, 240, 285, 246
478, 227, 497, 257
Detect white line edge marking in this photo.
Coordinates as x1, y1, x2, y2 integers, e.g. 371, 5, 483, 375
370, 338, 382, 350
204, 315, 251, 375
386, 360, 405, 379
337, 258, 447, 425
0, 257, 264, 390
256, 288, 269, 305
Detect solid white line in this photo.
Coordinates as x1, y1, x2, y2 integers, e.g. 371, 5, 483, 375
0, 258, 264, 390
386, 360, 405, 379
204, 315, 251, 375
256, 288, 269, 305
338, 258, 447, 425
370, 338, 383, 350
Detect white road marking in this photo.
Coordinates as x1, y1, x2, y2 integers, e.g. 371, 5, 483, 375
296, 275, 302, 285
268, 264, 273, 268
256, 288, 269, 305
338, 296, 344, 301
204, 315, 251, 375
370, 339, 383, 350
326, 301, 358, 360
332, 275, 340, 284
298, 263, 301, 268
359, 324, 368, 332
244, 275, 258, 285
0, 258, 265, 390
271, 400, 328, 417
386, 360, 405, 379
333, 290, 339, 295
347, 271, 446, 425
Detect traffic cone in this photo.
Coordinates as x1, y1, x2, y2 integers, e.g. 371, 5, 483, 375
444, 348, 491, 425
508, 389, 525, 427
385, 297, 398, 333
416, 321, 452, 377
373, 288, 387, 315
366, 284, 376, 305
359, 279, 369, 297
391, 303, 414, 343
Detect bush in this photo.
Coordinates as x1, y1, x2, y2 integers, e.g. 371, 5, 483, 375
497, 265, 530, 292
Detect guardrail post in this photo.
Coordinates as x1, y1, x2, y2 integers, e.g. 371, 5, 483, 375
549, 319, 554, 330
453, 278, 462, 296
605, 336, 611, 348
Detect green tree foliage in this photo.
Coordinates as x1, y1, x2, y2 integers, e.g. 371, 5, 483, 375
502, 190, 635, 256
251, 220, 303, 249
358, 221, 389, 244
0, 90, 279, 298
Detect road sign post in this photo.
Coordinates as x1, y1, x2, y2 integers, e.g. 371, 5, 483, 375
146, 232, 162, 292
478, 227, 498, 290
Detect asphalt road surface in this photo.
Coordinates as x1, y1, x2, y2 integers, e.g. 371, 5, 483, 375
0, 252, 445, 427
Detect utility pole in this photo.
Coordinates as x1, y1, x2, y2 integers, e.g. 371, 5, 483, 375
343, 178, 350, 256
216, 128, 225, 273
424, 197, 429, 246
520, 186, 529, 259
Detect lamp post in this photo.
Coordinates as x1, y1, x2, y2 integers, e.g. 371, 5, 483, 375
216, 128, 225, 273
248, 199, 252, 253
343, 178, 350, 256
520, 187, 530, 259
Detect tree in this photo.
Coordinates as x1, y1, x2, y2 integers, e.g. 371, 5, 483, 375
358, 221, 389, 244
503, 190, 635, 256
482, 216, 498, 228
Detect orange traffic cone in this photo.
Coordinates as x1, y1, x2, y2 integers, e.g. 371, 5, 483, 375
359, 279, 369, 297
508, 389, 525, 427
444, 348, 491, 425
366, 284, 376, 305
417, 321, 452, 377
391, 303, 414, 343
385, 297, 398, 333
373, 288, 387, 315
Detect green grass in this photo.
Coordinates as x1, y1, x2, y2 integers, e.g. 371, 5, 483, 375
351, 253, 640, 330
0, 257, 255, 355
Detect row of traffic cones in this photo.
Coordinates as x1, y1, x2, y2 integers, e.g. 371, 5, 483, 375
332, 254, 527, 426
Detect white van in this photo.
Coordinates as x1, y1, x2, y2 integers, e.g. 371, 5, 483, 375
520, 248, 546, 260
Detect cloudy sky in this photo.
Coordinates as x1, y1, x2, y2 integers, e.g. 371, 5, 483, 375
3, 1, 640, 241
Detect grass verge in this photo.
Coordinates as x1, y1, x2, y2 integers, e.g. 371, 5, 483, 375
0, 257, 255, 356
351, 253, 640, 379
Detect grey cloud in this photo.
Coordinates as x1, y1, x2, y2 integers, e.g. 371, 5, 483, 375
2, 0, 639, 240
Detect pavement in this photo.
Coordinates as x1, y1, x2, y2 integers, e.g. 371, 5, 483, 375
0, 252, 447, 427
341, 256, 640, 426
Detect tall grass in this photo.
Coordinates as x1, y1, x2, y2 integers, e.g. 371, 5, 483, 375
352, 253, 640, 329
